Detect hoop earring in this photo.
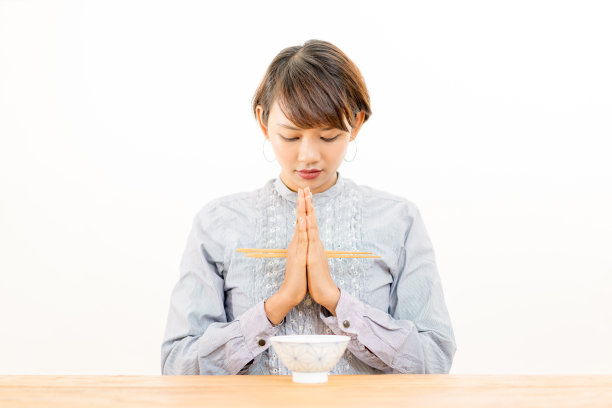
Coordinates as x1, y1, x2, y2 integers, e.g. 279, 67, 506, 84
344, 139, 357, 162
262, 138, 276, 162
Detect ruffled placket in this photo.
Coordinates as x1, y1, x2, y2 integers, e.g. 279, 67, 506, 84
249, 171, 368, 375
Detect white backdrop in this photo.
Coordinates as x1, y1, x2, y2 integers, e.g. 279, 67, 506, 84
1, 0, 610, 375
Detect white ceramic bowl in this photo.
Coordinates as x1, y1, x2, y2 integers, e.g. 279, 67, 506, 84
269, 334, 350, 383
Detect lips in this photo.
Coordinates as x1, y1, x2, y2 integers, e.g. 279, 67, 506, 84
297, 169, 322, 179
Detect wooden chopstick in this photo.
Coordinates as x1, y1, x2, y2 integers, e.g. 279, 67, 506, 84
245, 253, 381, 258
237, 248, 381, 259
237, 248, 373, 254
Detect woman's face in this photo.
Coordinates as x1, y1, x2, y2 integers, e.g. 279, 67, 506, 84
257, 100, 365, 194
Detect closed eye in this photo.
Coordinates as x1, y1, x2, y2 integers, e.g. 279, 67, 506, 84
323, 135, 340, 142
280, 135, 341, 142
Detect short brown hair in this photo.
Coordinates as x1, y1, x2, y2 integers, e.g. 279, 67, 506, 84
252, 39, 371, 132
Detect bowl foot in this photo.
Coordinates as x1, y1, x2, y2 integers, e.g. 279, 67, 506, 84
292, 371, 328, 384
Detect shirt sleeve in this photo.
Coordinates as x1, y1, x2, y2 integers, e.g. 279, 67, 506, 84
320, 204, 457, 374
161, 205, 282, 375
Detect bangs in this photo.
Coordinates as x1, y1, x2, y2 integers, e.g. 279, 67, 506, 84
252, 40, 371, 133
273, 57, 354, 132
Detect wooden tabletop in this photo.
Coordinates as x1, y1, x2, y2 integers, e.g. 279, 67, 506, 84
1, 374, 611, 407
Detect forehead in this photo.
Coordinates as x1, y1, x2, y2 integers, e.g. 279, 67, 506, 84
268, 101, 302, 129
268, 100, 346, 131
269, 100, 291, 122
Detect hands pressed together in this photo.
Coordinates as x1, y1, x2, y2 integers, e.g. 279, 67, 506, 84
264, 186, 341, 325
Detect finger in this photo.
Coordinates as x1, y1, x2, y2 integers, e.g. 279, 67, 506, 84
307, 214, 316, 244
310, 201, 318, 232
300, 216, 308, 256
298, 192, 308, 251
306, 190, 314, 214
305, 195, 319, 239
297, 188, 303, 219
305, 187, 313, 209
301, 188, 307, 218
298, 189, 306, 222
305, 189, 311, 216
298, 215, 306, 238
298, 190, 304, 230
294, 188, 302, 233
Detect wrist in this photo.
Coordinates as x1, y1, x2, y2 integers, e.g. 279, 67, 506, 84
320, 287, 341, 316
278, 284, 303, 308
264, 292, 293, 325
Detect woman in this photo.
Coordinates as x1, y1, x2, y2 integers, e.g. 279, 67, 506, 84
161, 39, 456, 375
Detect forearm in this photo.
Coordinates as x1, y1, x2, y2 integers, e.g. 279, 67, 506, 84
320, 290, 456, 373
162, 301, 281, 375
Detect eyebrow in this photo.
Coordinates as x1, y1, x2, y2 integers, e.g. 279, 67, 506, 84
277, 123, 334, 131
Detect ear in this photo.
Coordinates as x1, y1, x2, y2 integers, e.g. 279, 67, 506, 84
255, 105, 269, 139
349, 110, 366, 142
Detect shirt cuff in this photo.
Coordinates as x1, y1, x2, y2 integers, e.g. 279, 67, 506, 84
319, 289, 397, 371
239, 300, 283, 360
319, 288, 365, 335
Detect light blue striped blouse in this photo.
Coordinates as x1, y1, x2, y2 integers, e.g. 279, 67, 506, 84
161, 172, 456, 375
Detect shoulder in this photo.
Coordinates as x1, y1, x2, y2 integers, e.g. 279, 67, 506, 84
343, 178, 427, 251
345, 178, 421, 220
188, 182, 273, 262
344, 179, 435, 267
194, 179, 273, 228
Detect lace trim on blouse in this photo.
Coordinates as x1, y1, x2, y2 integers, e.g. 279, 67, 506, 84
248, 174, 379, 375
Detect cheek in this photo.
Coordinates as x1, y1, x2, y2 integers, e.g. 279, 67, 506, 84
328, 143, 347, 159
272, 144, 295, 162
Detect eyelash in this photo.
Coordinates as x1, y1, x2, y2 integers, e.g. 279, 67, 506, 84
281, 135, 340, 142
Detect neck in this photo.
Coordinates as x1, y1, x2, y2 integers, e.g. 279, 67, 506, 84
280, 171, 339, 194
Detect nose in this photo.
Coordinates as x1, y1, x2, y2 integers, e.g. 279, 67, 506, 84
297, 137, 321, 163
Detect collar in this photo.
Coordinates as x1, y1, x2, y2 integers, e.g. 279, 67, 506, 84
273, 171, 345, 204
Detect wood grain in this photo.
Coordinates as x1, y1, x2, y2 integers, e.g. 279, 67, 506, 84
1, 375, 611, 408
